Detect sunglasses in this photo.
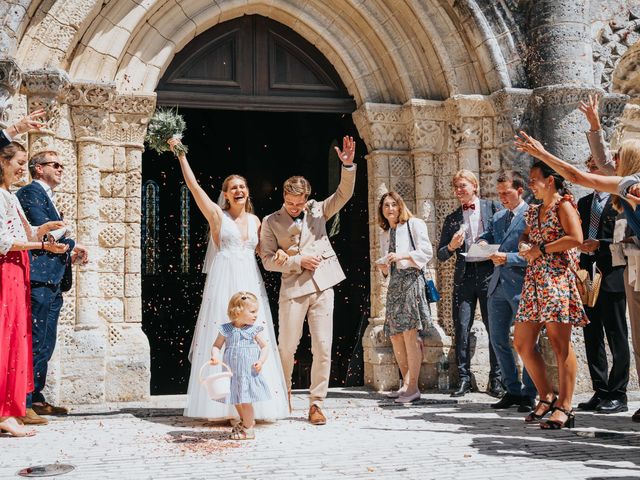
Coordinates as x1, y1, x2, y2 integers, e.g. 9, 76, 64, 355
41, 162, 64, 170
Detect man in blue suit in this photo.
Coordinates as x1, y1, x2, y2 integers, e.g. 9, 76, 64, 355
437, 169, 503, 397
479, 170, 536, 411
16, 150, 88, 424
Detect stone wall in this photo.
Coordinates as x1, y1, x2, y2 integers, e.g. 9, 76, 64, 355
0, 0, 639, 403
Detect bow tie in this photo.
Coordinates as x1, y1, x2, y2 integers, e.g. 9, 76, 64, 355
292, 212, 305, 222
462, 203, 476, 211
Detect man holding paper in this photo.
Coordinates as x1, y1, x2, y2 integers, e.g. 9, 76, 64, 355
478, 171, 536, 411
437, 169, 502, 397
16, 150, 89, 424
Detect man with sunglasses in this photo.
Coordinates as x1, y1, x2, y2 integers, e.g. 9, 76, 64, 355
15, 150, 88, 425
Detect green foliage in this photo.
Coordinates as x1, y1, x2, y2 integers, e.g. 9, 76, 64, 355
145, 108, 189, 156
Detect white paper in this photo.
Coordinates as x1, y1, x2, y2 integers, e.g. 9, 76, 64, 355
463, 243, 500, 259
49, 226, 69, 241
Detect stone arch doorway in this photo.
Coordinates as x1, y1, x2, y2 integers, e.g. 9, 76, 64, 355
142, 15, 369, 395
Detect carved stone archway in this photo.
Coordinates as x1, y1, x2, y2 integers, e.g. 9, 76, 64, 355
3, 0, 634, 403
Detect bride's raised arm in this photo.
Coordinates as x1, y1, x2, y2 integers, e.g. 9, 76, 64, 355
168, 138, 223, 234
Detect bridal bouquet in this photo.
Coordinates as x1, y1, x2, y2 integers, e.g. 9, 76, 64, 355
145, 108, 189, 157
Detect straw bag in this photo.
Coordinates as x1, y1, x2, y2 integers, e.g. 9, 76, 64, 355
573, 267, 602, 308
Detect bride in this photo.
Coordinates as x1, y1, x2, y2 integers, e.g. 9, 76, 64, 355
168, 139, 288, 421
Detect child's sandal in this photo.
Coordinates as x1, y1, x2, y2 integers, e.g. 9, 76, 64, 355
230, 425, 255, 440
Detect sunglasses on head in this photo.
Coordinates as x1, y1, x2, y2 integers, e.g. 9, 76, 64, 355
41, 162, 64, 170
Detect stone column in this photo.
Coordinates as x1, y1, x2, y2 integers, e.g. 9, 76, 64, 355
21, 69, 69, 153
405, 99, 454, 389
353, 102, 411, 391
0, 57, 21, 125
100, 93, 155, 401
20, 69, 71, 404
527, 0, 608, 199
65, 81, 116, 403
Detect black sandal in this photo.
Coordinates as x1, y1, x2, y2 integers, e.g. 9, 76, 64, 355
540, 406, 575, 429
524, 396, 557, 423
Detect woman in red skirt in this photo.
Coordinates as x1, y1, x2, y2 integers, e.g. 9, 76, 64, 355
0, 142, 67, 437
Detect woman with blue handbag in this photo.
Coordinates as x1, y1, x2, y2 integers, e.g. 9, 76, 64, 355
376, 191, 434, 403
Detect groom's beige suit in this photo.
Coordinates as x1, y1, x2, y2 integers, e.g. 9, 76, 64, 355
260, 165, 356, 406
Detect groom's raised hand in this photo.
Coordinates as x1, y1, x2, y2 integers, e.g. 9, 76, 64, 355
334, 135, 355, 167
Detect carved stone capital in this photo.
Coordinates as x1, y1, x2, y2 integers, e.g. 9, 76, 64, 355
65, 81, 116, 108
449, 118, 482, 150
21, 69, 70, 135
443, 95, 495, 150
533, 84, 604, 108
0, 57, 22, 125
490, 88, 531, 113
403, 99, 446, 153
67, 82, 117, 142
352, 103, 408, 152
105, 93, 157, 147
444, 95, 495, 120
600, 93, 630, 141
489, 88, 533, 153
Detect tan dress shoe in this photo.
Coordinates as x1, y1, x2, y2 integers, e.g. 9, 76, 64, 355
308, 405, 326, 425
17, 408, 49, 425
32, 402, 69, 416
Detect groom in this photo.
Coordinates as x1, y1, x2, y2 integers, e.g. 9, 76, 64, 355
260, 136, 356, 425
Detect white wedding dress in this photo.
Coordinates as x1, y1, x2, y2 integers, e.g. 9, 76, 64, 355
184, 211, 289, 420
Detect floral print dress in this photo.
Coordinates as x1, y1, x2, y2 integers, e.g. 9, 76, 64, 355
514, 196, 588, 326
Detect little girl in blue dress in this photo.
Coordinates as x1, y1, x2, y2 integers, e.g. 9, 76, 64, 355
210, 291, 271, 440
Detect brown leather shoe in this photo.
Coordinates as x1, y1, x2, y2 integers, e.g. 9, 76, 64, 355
308, 405, 326, 425
32, 402, 68, 416
17, 408, 49, 425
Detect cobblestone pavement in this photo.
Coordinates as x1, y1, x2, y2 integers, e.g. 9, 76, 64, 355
1, 389, 640, 480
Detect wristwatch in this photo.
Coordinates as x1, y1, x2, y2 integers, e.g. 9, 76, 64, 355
539, 243, 547, 255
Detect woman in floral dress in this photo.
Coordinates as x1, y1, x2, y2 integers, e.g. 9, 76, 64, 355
513, 161, 587, 429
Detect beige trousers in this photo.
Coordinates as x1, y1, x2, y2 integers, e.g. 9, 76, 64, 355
278, 288, 334, 407
623, 268, 640, 379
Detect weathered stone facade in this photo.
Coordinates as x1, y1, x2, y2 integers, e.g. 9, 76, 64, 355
1, 0, 639, 403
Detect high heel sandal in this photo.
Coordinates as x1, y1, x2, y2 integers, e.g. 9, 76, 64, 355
524, 397, 557, 423
540, 406, 575, 429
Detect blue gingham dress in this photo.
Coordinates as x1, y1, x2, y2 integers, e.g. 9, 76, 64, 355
217, 323, 271, 404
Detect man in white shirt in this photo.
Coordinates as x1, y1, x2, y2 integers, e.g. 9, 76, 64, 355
437, 169, 503, 397
16, 151, 88, 424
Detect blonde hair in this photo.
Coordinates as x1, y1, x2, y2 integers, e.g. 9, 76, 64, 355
377, 191, 413, 231
221, 174, 254, 213
283, 175, 311, 198
613, 139, 640, 212
227, 291, 259, 320
452, 169, 479, 195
